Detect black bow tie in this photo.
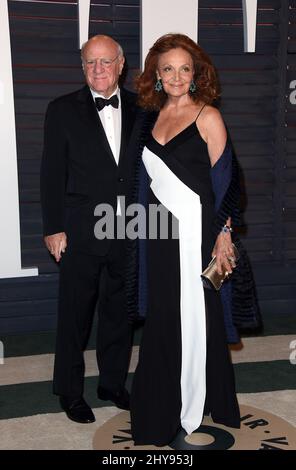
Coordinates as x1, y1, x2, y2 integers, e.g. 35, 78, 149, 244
95, 95, 119, 111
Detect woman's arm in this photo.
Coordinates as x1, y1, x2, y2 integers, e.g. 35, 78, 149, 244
198, 106, 227, 167
197, 106, 235, 275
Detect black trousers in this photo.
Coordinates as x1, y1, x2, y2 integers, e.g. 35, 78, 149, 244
53, 239, 132, 398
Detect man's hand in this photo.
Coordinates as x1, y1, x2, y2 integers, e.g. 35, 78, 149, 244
44, 232, 67, 263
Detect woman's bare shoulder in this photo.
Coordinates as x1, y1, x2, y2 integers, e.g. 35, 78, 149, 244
196, 105, 227, 165
196, 105, 225, 132
199, 105, 224, 126
196, 104, 226, 144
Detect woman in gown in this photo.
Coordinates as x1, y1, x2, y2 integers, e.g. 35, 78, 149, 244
128, 34, 259, 447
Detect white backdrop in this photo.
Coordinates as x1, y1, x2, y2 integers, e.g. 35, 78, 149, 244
0, 1, 38, 279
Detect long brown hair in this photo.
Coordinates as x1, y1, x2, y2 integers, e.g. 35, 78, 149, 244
136, 33, 220, 110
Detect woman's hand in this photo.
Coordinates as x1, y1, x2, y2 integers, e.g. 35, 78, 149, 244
212, 231, 236, 276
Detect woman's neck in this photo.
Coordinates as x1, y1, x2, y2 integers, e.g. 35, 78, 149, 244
164, 93, 195, 112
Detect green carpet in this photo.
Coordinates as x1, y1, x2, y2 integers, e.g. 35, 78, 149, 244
0, 360, 295, 420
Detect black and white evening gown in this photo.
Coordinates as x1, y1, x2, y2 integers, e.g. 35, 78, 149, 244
130, 121, 240, 447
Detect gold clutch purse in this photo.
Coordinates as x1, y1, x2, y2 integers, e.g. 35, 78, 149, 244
201, 244, 239, 291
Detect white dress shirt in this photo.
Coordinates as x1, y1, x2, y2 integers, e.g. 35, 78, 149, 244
90, 87, 121, 164
90, 87, 122, 215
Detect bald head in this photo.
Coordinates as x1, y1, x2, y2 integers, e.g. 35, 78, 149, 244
81, 35, 125, 97
81, 35, 123, 62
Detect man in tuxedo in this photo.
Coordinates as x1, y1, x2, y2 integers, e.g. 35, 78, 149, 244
40, 35, 138, 423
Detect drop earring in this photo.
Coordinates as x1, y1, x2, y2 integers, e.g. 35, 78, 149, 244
155, 78, 163, 92
189, 80, 197, 93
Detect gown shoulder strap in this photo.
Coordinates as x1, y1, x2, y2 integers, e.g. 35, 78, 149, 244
195, 103, 207, 121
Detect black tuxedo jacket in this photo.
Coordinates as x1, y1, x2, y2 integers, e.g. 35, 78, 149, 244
40, 85, 139, 255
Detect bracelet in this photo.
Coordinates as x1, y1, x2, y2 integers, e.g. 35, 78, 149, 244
221, 225, 233, 234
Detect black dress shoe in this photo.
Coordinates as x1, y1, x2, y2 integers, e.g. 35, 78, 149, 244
60, 396, 95, 424
97, 386, 130, 410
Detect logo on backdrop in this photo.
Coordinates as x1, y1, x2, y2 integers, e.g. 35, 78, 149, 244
0, 341, 4, 365
290, 339, 296, 365
77, 0, 259, 52
289, 80, 296, 105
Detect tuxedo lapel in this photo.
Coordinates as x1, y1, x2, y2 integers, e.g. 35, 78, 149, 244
118, 89, 137, 167
76, 86, 116, 165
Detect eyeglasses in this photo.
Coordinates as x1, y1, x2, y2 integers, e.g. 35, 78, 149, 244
84, 54, 120, 69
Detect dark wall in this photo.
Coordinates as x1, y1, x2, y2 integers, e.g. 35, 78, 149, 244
0, 0, 295, 334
